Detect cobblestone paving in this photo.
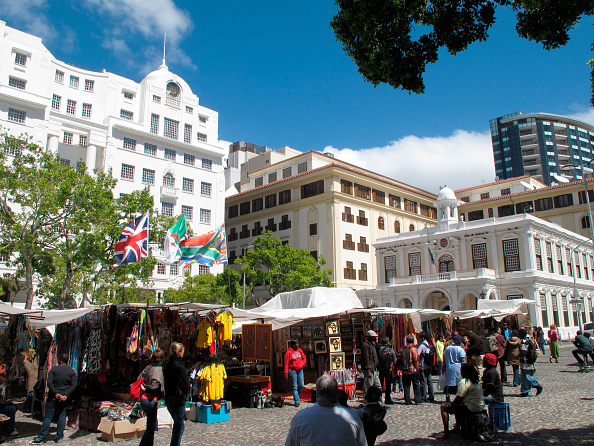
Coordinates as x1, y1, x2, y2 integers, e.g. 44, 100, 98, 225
8, 345, 594, 446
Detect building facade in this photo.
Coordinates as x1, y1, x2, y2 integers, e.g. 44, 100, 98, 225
0, 21, 227, 299
360, 187, 594, 338
225, 149, 438, 294
491, 112, 594, 186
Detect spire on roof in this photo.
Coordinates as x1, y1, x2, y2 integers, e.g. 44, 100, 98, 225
159, 32, 168, 70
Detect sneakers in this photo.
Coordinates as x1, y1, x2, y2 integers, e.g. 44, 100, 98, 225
54, 439, 64, 443
9, 431, 18, 436
519, 392, 529, 397
535, 385, 544, 396
30, 439, 45, 445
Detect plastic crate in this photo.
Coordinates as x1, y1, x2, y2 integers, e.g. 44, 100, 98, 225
196, 402, 231, 424
488, 403, 510, 430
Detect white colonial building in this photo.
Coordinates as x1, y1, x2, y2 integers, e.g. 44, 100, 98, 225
0, 21, 227, 299
359, 186, 594, 337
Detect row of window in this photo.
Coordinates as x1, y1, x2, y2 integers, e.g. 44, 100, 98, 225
155, 262, 209, 276
540, 292, 593, 328
159, 201, 211, 224
344, 262, 368, 281
51, 94, 93, 118
227, 215, 291, 241
55, 69, 95, 92
119, 138, 212, 169
63, 132, 87, 147
228, 189, 292, 218
533, 237, 594, 279
465, 193, 574, 221
120, 164, 211, 195
253, 162, 309, 186
343, 234, 369, 252
340, 179, 437, 218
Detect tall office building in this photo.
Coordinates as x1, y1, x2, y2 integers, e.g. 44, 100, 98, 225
490, 112, 594, 186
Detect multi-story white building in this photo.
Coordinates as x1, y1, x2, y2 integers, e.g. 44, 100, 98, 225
0, 21, 227, 299
225, 149, 438, 295
360, 186, 594, 337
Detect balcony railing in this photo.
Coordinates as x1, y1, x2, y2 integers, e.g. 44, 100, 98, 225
357, 243, 370, 253
279, 220, 292, 231
342, 213, 354, 223
343, 241, 355, 250
344, 269, 356, 280
160, 186, 179, 199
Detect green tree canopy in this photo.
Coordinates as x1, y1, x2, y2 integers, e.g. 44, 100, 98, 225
163, 268, 241, 306
331, 0, 594, 104
237, 231, 333, 298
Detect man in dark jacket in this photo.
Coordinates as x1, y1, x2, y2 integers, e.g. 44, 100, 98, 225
572, 330, 594, 370
361, 330, 381, 403
465, 331, 486, 367
30, 353, 77, 444
377, 337, 396, 404
481, 353, 504, 404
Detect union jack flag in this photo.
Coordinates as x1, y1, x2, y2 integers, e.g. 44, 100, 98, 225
114, 211, 150, 266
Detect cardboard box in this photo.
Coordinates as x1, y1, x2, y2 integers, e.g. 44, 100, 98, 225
97, 417, 146, 443
186, 404, 197, 422
157, 407, 173, 429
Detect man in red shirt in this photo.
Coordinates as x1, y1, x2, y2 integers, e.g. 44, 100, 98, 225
401, 335, 422, 405
285, 340, 307, 407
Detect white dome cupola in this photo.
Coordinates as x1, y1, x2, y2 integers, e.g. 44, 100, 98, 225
433, 186, 461, 230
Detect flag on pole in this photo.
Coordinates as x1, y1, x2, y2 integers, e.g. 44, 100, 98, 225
428, 247, 435, 265
164, 215, 187, 264
114, 211, 150, 265
179, 224, 227, 267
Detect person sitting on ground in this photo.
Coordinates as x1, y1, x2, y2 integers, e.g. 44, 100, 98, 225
356, 386, 387, 446
572, 330, 594, 369
437, 364, 485, 439
285, 374, 366, 446
481, 353, 504, 405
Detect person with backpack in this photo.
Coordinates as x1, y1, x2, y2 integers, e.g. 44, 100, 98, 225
417, 332, 435, 402
361, 330, 381, 403
400, 335, 422, 405
356, 386, 387, 446
442, 335, 466, 399
519, 328, 543, 397
138, 349, 165, 446
377, 336, 396, 404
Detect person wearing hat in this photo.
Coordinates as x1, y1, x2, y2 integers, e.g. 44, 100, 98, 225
481, 353, 503, 404
361, 330, 381, 402
442, 335, 466, 399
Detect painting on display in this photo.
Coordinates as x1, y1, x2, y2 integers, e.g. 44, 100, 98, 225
326, 320, 340, 336
300, 340, 313, 352
301, 326, 312, 338
314, 340, 327, 354
281, 328, 291, 339
312, 325, 325, 338
330, 352, 345, 371
276, 353, 283, 367
291, 326, 302, 338
328, 336, 342, 353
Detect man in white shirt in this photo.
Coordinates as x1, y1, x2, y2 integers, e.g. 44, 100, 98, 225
285, 374, 367, 446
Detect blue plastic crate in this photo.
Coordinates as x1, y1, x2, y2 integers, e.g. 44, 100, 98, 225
196, 402, 231, 424
488, 403, 510, 430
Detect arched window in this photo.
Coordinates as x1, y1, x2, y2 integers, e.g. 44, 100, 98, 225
439, 254, 455, 272
395, 220, 401, 233
163, 172, 175, 187
378, 216, 385, 230
582, 216, 591, 229
166, 82, 181, 107
409, 224, 415, 232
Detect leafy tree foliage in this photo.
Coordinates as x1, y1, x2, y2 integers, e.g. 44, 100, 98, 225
237, 231, 333, 298
163, 268, 242, 306
331, 0, 594, 104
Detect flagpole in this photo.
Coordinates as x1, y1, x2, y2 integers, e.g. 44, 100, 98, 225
226, 264, 233, 307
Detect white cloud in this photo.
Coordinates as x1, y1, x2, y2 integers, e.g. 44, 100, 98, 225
567, 105, 594, 126
0, 0, 60, 44
321, 130, 496, 194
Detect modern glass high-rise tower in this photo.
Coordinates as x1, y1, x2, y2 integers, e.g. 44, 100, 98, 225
490, 112, 594, 186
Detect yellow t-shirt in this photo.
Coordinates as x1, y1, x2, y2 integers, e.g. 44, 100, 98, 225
196, 319, 213, 348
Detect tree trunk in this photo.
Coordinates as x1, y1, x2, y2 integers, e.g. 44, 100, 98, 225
59, 259, 75, 309
24, 255, 34, 309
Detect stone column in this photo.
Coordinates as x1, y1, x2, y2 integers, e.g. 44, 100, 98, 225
47, 135, 59, 153
524, 229, 536, 271
85, 144, 97, 174
489, 233, 499, 271
460, 237, 468, 270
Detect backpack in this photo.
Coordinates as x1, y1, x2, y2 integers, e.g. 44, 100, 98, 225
378, 347, 394, 373
526, 340, 538, 364
487, 335, 498, 354
425, 346, 437, 374
395, 347, 411, 372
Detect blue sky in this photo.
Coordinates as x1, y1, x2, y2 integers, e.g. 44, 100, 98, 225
2, 0, 593, 192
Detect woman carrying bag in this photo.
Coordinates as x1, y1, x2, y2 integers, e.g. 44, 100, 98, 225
138, 349, 165, 446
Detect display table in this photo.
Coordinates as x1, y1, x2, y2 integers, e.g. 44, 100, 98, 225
226, 376, 271, 408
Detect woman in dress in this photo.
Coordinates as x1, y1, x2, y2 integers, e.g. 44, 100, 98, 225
547, 324, 560, 363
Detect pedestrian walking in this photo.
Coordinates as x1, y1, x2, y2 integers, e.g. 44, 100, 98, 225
417, 332, 435, 402
401, 335, 422, 405
285, 340, 307, 407
164, 343, 189, 446
519, 329, 543, 397
505, 330, 521, 387
548, 324, 560, 363
495, 327, 507, 383
442, 335, 466, 400
30, 353, 77, 444
535, 327, 546, 355
361, 330, 381, 402
138, 349, 165, 446
377, 337, 396, 404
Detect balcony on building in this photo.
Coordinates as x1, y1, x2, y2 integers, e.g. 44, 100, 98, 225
160, 185, 179, 199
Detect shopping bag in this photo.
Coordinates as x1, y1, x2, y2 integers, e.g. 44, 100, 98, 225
130, 377, 145, 402
437, 374, 446, 391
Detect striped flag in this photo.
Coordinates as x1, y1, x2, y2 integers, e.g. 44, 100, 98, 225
114, 211, 150, 265
179, 224, 228, 267
164, 215, 187, 264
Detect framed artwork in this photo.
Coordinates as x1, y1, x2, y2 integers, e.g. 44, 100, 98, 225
302, 326, 312, 338
281, 328, 291, 339
330, 352, 346, 371
308, 353, 315, 368
291, 326, 302, 338
312, 325, 325, 338
276, 353, 283, 367
300, 340, 313, 352
314, 340, 327, 354
355, 348, 361, 355
328, 336, 342, 353
326, 320, 340, 335
279, 343, 287, 353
